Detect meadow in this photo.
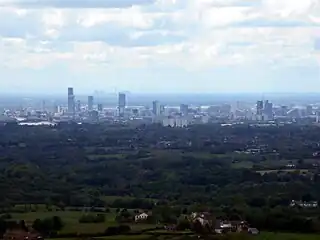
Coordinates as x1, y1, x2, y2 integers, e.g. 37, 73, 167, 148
9, 209, 157, 234
256, 232, 320, 240
7, 208, 320, 240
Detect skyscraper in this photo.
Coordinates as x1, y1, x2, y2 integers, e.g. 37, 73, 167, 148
76, 100, 81, 112
67, 87, 75, 114
118, 93, 126, 117
152, 100, 161, 116
256, 100, 264, 121
180, 104, 189, 116
264, 100, 273, 120
42, 100, 46, 112
306, 105, 313, 116
160, 105, 165, 115
98, 103, 103, 112
256, 100, 263, 115
88, 96, 94, 111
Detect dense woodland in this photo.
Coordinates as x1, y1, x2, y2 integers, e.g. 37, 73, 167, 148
1, 123, 320, 233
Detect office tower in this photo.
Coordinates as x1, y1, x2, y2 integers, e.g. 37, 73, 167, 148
180, 104, 189, 116
67, 87, 75, 114
42, 100, 46, 112
53, 105, 58, 114
306, 105, 313, 116
160, 105, 165, 115
76, 100, 81, 112
281, 106, 288, 116
88, 96, 94, 111
152, 100, 161, 116
118, 92, 126, 117
256, 100, 264, 121
256, 100, 263, 115
264, 100, 273, 120
98, 103, 103, 112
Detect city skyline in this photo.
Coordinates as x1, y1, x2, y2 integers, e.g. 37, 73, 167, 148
0, 0, 319, 93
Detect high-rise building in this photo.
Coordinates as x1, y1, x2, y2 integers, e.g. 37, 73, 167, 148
160, 105, 165, 114
256, 100, 263, 115
256, 100, 264, 121
98, 103, 103, 112
42, 100, 46, 112
76, 100, 81, 112
264, 100, 273, 120
88, 96, 94, 111
180, 104, 189, 116
306, 105, 313, 116
118, 93, 126, 117
281, 106, 288, 116
67, 87, 75, 114
152, 100, 161, 116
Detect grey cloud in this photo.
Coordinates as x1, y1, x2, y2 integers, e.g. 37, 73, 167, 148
0, 0, 156, 8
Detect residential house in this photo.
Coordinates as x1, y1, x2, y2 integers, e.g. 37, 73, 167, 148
134, 213, 149, 222
248, 228, 259, 235
215, 220, 250, 234
290, 200, 318, 208
189, 212, 212, 227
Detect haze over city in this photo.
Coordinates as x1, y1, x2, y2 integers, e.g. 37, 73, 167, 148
0, 0, 319, 94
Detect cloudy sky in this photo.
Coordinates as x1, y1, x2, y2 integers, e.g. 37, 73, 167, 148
0, 0, 319, 94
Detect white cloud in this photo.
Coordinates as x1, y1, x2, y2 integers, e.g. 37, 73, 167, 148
0, 0, 319, 92
0, 0, 156, 8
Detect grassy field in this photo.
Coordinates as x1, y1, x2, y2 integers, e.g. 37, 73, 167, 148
231, 161, 254, 169
10, 210, 157, 235
101, 195, 156, 205
93, 232, 320, 240
87, 154, 125, 161
96, 235, 151, 240
102, 195, 138, 203
256, 232, 320, 240
31, 231, 320, 240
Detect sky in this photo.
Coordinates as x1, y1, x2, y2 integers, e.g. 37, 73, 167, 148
0, 0, 319, 94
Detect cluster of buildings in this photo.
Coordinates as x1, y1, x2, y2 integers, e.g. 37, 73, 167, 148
134, 211, 259, 235
189, 212, 259, 235
290, 200, 318, 208
255, 100, 273, 121
3, 88, 320, 127
62, 88, 209, 127
65, 87, 116, 120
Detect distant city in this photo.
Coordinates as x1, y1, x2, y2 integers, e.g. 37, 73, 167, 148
1, 88, 320, 127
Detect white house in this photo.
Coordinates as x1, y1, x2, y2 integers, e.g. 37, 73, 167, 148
135, 213, 149, 222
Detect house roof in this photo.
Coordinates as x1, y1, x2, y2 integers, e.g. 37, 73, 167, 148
138, 213, 148, 216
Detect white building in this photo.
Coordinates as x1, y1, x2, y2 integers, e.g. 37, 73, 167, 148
162, 117, 188, 127
135, 213, 149, 222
